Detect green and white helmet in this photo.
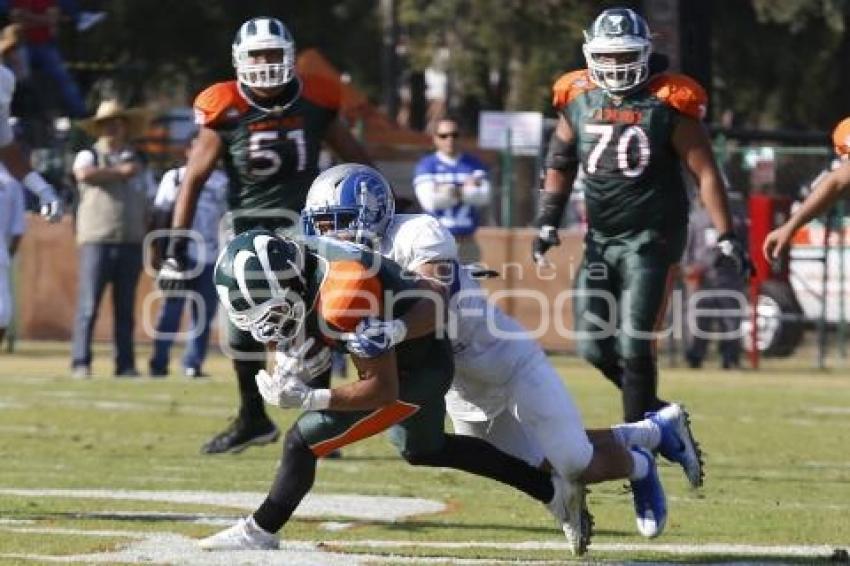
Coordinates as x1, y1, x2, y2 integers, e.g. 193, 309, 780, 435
214, 229, 309, 346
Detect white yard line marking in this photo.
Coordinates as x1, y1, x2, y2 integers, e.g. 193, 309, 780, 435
0, 528, 842, 565
0, 488, 445, 522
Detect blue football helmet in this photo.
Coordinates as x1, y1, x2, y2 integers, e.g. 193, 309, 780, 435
302, 164, 395, 246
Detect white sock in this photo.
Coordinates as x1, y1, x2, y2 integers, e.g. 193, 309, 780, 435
629, 448, 649, 480
612, 419, 661, 451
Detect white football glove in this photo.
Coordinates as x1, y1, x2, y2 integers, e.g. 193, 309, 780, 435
341, 317, 407, 358
39, 190, 64, 223
22, 172, 63, 223
256, 338, 331, 410
273, 344, 331, 383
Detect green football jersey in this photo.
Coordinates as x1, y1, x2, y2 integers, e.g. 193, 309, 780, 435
194, 76, 340, 233
553, 69, 708, 241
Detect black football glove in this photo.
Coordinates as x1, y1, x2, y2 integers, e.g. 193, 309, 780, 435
531, 191, 568, 266
715, 232, 753, 278
532, 225, 561, 265
156, 235, 190, 292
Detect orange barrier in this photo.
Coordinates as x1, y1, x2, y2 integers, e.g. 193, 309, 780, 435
15, 218, 585, 352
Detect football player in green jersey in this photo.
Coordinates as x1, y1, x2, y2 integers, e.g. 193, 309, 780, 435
198, 229, 593, 555
532, 8, 749, 460
157, 17, 373, 455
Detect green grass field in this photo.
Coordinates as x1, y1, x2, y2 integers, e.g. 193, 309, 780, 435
1, 341, 849, 564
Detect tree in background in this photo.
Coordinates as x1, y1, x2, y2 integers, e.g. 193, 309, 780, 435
397, 0, 605, 129
713, 0, 850, 131
53, 0, 850, 133
66, 0, 382, 108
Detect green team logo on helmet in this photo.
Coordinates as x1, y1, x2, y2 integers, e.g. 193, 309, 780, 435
214, 229, 308, 345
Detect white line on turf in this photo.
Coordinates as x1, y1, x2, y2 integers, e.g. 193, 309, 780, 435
0, 488, 445, 521
0, 527, 841, 565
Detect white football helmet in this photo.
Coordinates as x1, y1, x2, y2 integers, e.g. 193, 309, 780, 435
232, 17, 296, 89
583, 8, 652, 94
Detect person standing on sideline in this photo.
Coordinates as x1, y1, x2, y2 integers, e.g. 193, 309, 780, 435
70, 99, 151, 378
148, 138, 228, 378
0, 62, 64, 221
0, 164, 25, 346
684, 194, 748, 369
413, 115, 490, 264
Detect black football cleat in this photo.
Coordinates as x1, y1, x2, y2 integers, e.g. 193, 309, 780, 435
200, 417, 280, 455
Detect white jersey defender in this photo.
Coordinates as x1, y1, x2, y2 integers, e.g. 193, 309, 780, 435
380, 212, 593, 476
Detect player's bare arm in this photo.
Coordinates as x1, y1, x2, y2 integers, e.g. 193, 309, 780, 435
532, 115, 578, 263
330, 349, 400, 410
324, 118, 375, 166
0, 142, 39, 180
72, 156, 139, 185
542, 115, 579, 197
398, 261, 453, 339
673, 116, 732, 235
171, 126, 223, 230
764, 160, 850, 260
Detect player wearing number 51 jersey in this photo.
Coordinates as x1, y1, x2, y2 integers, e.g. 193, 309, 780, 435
158, 17, 373, 455
532, 8, 746, 427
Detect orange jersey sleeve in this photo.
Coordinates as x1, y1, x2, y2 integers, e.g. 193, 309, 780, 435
832, 117, 850, 157
648, 73, 707, 120
317, 260, 383, 332
552, 69, 596, 110
301, 74, 342, 110
192, 81, 250, 127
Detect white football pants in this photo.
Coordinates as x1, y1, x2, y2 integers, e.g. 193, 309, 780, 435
449, 343, 594, 479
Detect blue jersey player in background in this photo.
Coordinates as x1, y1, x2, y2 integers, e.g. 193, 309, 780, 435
413, 115, 490, 263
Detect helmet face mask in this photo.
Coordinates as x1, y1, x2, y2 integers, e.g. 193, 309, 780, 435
583, 8, 652, 94
246, 295, 306, 345
215, 230, 309, 348
233, 17, 296, 89
302, 164, 395, 248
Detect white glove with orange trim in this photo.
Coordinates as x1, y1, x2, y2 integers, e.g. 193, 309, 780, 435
256, 339, 332, 410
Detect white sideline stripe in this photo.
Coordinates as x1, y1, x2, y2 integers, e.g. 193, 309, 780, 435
0, 488, 445, 522
340, 539, 838, 556
0, 530, 841, 566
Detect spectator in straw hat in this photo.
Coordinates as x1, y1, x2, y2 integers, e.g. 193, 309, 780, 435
70, 99, 153, 378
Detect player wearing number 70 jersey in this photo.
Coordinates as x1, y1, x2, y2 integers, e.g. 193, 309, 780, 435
532, 8, 745, 426
157, 17, 373, 456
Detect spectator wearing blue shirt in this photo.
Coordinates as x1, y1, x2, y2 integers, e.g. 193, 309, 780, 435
413, 116, 490, 263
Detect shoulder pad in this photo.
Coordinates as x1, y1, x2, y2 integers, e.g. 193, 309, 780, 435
832, 117, 850, 157
317, 260, 383, 332
648, 73, 707, 120
301, 74, 341, 110
552, 69, 596, 110
193, 81, 249, 127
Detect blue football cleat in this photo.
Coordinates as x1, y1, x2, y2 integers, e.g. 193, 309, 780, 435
630, 446, 667, 538
647, 402, 704, 488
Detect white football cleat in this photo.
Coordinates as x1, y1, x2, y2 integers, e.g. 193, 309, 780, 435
198, 516, 279, 551
544, 473, 592, 555
630, 447, 667, 538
